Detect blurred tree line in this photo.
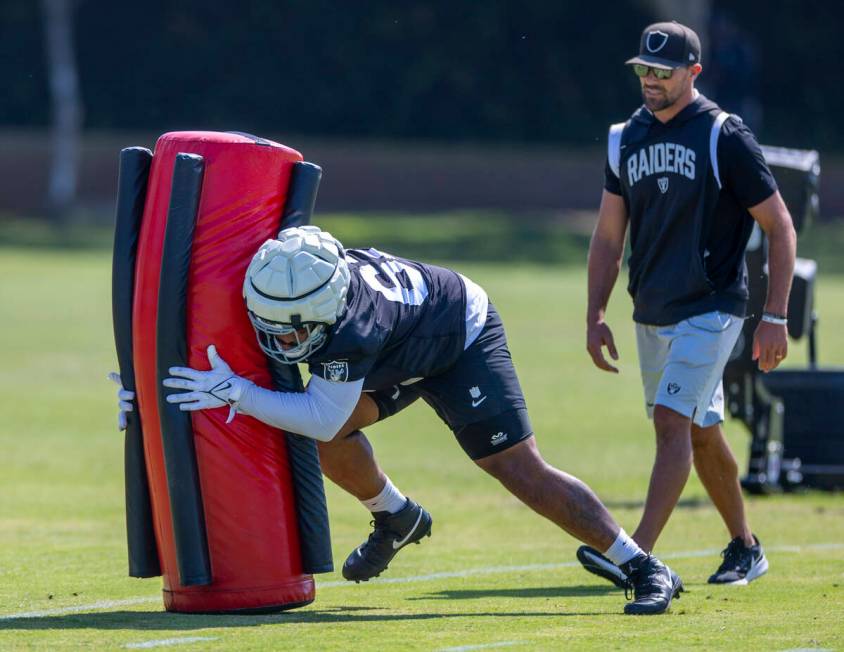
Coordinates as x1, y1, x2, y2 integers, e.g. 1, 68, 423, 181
3, 0, 841, 150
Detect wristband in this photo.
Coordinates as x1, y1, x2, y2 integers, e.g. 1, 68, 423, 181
761, 312, 788, 326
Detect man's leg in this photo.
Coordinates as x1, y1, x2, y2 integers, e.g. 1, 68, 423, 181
476, 436, 683, 614
631, 405, 694, 552
691, 422, 753, 545
475, 436, 618, 550
417, 304, 680, 612
579, 413, 767, 587
635, 314, 766, 583
318, 390, 432, 582
579, 314, 763, 586
316, 394, 385, 500
692, 421, 767, 584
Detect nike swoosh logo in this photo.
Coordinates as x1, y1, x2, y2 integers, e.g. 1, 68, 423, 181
211, 381, 233, 402
391, 386, 400, 400
392, 511, 424, 549
471, 396, 487, 408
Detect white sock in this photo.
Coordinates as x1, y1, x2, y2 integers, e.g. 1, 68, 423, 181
360, 476, 407, 514
603, 528, 644, 566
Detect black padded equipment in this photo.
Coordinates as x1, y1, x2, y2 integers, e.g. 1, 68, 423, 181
156, 153, 212, 586
111, 146, 161, 578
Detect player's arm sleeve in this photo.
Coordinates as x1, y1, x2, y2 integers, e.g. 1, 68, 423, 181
236, 375, 364, 442
719, 120, 778, 209
604, 159, 623, 196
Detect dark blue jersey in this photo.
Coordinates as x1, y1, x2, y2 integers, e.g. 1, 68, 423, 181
307, 248, 467, 390
604, 93, 777, 325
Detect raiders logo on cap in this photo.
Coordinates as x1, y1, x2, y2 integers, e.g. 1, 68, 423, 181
626, 21, 701, 70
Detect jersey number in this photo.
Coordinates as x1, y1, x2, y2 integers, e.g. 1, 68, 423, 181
355, 249, 429, 306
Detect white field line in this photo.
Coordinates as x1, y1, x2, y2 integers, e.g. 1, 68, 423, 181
438, 642, 522, 652
1, 597, 159, 620
124, 636, 218, 649
2, 541, 842, 621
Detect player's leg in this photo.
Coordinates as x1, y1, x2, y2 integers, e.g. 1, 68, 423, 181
475, 436, 617, 550
316, 393, 385, 500
470, 418, 682, 614
424, 305, 682, 614
319, 386, 432, 582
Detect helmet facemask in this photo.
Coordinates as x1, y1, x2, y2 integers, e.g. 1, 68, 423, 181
247, 311, 328, 364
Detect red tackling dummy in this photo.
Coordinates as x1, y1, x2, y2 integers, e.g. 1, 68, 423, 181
132, 131, 313, 612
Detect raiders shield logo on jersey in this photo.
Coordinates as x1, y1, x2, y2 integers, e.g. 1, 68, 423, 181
657, 177, 669, 193
323, 360, 350, 382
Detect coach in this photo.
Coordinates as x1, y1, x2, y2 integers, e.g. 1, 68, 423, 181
579, 21, 796, 586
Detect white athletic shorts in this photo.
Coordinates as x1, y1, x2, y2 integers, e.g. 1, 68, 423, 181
635, 310, 744, 427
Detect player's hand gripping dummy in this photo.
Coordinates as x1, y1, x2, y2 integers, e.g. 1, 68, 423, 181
109, 346, 248, 427
162, 345, 250, 423
108, 372, 136, 431
156, 226, 357, 442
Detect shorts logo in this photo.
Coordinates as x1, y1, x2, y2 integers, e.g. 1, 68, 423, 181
657, 176, 669, 193
469, 386, 487, 408
323, 360, 349, 382
667, 382, 681, 395
491, 432, 508, 445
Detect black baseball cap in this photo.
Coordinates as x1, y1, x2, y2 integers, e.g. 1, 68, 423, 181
626, 21, 701, 70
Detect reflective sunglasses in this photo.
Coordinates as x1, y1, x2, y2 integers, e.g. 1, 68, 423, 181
632, 63, 674, 80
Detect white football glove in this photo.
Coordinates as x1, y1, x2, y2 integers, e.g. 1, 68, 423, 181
162, 345, 251, 423
108, 371, 135, 431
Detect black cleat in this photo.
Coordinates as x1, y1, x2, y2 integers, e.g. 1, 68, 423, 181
708, 535, 768, 585
622, 554, 684, 615
342, 498, 432, 582
576, 545, 629, 590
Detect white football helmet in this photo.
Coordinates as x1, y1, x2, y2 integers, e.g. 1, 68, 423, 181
243, 226, 350, 363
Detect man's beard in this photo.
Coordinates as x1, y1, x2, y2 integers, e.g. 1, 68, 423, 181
642, 88, 677, 112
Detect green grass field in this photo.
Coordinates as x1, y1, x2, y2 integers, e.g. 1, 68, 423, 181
1, 225, 843, 650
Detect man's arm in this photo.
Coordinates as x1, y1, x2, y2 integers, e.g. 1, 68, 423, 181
238, 375, 364, 441
586, 189, 629, 373
748, 190, 797, 372
163, 345, 363, 440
